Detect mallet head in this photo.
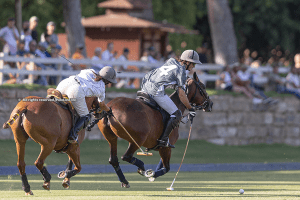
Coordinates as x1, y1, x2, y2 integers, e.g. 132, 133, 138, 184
166, 187, 174, 191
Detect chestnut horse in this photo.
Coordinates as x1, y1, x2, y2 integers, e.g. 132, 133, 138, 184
2, 95, 99, 195
97, 72, 213, 188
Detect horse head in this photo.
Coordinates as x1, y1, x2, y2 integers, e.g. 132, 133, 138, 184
186, 72, 213, 112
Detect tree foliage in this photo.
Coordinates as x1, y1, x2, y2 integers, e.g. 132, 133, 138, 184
0, 0, 300, 61
153, 0, 300, 61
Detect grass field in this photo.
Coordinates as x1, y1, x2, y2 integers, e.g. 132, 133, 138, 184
1, 139, 300, 166
1, 171, 300, 199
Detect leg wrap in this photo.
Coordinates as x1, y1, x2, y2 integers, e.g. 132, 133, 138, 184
66, 169, 78, 178
153, 167, 167, 178
130, 157, 145, 171
21, 173, 31, 193
155, 159, 163, 171
40, 167, 51, 182
66, 160, 73, 171
112, 164, 127, 184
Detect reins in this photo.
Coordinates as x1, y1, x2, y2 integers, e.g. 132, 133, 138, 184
185, 78, 209, 110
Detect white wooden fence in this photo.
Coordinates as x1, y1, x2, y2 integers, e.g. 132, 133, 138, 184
0, 53, 290, 87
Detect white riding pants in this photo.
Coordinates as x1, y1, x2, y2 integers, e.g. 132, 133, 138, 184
153, 94, 178, 115
56, 76, 89, 116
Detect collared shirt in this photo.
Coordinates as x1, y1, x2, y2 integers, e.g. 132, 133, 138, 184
141, 58, 186, 96
76, 69, 106, 102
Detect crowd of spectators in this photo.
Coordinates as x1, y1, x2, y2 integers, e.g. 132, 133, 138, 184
1, 16, 300, 97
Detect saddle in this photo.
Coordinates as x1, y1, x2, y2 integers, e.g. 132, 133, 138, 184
46, 88, 80, 152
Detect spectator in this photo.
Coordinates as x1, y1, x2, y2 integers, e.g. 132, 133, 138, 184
22, 26, 33, 52
28, 40, 48, 85
268, 64, 300, 99
140, 49, 150, 71
294, 53, 300, 69
243, 48, 253, 66
231, 64, 265, 104
29, 16, 39, 42
16, 39, 27, 57
35, 42, 48, 58
286, 67, 300, 92
116, 48, 136, 88
91, 47, 104, 71
237, 64, 278, 105
72, 44, 86, 70
0, 17, 20, 55
40, 21, 59, 46
147, 46, 158, 64
102, 42, 117, 66
20, 20, 29, 36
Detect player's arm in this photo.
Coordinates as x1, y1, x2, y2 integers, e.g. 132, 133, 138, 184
177, 87, 193, 110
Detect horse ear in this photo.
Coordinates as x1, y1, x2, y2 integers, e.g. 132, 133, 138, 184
193, 72, 199, 82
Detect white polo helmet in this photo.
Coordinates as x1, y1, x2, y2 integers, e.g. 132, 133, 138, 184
180, 50, 202, 64
99, 66, 117, 83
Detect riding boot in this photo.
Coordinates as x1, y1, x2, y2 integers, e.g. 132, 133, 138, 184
157, 118, 176, 148
68, 114, 91, 144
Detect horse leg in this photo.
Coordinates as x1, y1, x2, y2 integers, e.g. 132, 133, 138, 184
58, 158, 73, 179
12, 121, 33, 195
121, 143, 145, 175
62, 144, 82, 189
146, 148, 172, 182
108, 138, 130, 188
34, 145, 53, 190
16, 141, 33, 195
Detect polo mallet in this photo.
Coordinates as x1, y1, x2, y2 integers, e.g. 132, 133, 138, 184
167, 117, 193, 191
111, 115, 153, 156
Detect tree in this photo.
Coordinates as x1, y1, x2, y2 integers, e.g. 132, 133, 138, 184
206, 0, 238, 65
62, 0, 86, 57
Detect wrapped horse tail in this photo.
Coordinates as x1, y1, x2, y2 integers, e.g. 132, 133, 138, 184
2, 101, 29, 129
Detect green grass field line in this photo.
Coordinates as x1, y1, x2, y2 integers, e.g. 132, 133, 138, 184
1, 140, 300, 166
1, 171, 300, 199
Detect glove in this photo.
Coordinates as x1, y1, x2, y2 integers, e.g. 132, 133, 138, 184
188, 108, 196, 121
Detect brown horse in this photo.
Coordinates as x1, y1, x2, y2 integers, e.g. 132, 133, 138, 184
2, 95, 99, 195
97, 72, 213, 187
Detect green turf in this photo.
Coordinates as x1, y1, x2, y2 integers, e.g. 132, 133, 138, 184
1, 139, 300, 167
1, 171, 300, 199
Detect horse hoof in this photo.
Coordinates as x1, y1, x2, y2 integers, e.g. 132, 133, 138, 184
58, 171, 66, 179
25, 190, 33, 195
144, 169, 155, 178
121, 182, 130, 188
137, 168, 145, 176
42, 182, 50, 190
62, 179, 70, 189
148, 177, 155, 182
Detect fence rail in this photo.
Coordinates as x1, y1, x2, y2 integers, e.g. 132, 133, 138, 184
0, 54, 290, 86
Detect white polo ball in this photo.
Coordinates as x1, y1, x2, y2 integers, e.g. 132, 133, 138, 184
239, 189, 244, 194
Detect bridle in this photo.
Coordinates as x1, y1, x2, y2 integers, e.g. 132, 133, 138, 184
185, 78, 210, 110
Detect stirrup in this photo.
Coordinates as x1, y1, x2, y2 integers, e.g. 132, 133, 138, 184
68, 136, 78, 144
157, 139, 175, 148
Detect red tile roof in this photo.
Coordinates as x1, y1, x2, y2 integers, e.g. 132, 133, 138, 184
81, 13, 198, 34
98, 0, 150, 10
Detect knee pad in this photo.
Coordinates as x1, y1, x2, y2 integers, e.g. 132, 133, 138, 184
170, 110, 182, 127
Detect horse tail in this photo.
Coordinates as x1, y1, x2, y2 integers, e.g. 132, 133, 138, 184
2, 101, 28, 129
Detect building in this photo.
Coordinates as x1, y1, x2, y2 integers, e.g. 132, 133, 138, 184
58, 0, 198, 60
